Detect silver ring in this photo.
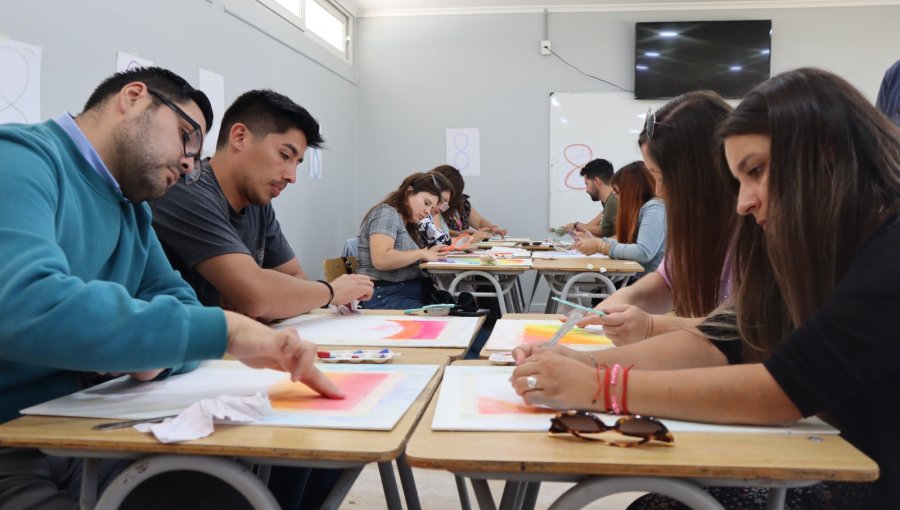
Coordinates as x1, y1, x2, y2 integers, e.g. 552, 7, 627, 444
526, 375, 538, 390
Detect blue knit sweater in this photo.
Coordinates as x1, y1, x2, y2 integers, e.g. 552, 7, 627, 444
0, 120, 226, 422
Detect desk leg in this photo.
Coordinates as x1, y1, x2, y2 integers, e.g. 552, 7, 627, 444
455, 475, 473, 510
470, 478, 497, 510
498, 481, 525, 510
320, 465, 365, 510
396, 454, 421, 510
95, 455, 280, 510
377, 461, 404, 510
766, 487, 787, 510
549, 477, 726, 510
79, 457, 99, 510
521, 482, 541, 510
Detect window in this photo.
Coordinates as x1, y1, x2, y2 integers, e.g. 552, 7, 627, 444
306, 0, 348, 53
256, 0, 350, 58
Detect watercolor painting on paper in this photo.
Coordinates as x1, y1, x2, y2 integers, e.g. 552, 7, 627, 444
432, 366, 839, 435
482, 319, 613, 352
274, 314, 479, 348
22, 361, 438, 431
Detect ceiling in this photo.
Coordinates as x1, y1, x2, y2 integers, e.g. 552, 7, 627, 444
347, 0, 900, 17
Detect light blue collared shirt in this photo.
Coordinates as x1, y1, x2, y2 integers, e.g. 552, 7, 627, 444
52, 113, 123, 197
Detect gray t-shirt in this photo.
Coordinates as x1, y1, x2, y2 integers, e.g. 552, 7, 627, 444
151, 159, 294, 306
358, 204, 423, 282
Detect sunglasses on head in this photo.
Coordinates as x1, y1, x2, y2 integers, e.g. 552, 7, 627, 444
644, 108, 668, 139
549, 410, 674, 447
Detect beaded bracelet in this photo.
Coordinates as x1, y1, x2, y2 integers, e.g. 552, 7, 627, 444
621, 364, 634, 415
609, 364, 622, 415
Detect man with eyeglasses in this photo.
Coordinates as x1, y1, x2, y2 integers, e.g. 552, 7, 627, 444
151, 90, 373, 324
0, 67, 340, 509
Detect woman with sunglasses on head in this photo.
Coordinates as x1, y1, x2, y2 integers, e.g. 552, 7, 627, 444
572, 160, 666, 276
575, 91, 737, 345
358, 171, 453, 309
433, 165, 508, 242
513, 68, 900, 508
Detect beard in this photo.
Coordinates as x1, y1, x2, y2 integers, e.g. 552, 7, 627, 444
111, 111, 180, 203
587, 189, 600, 201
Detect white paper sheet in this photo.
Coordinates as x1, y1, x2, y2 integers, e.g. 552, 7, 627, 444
0, 38, 42, 124
275, 314, 479, 348
445, 128, 480, 176
198, 68, 225, 157
116, 51, 153, 72
23, 361, 439, 431
433, 366, 839, 435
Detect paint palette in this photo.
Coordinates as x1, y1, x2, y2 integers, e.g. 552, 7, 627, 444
316, 349, 395, 363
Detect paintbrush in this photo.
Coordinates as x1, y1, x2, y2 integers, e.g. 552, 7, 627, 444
546, 310, 585, 345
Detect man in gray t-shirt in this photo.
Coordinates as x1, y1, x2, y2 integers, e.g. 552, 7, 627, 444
152, 90, 372, 322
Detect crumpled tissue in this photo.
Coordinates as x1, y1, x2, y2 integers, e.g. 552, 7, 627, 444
134, 392, 272, 443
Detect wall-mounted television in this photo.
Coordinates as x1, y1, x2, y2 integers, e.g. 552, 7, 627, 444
634, 20, 772, 99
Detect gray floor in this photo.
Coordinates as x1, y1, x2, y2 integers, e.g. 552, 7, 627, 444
339, 463, 645, 509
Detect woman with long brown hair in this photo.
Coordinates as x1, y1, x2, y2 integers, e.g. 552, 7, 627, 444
578, 91, 737, 345
434, 165, 508, 242
572, 161, 666, 275
512, 67, 900, 508
358, 171, 453, 309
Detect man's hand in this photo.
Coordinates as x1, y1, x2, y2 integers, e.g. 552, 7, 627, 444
224, 311, 344, 399
330, 274, 374, 304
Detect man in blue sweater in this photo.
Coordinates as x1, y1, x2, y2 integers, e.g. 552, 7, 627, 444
0, 67, 340, 508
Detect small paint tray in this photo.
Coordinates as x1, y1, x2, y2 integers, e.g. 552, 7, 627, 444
488, 351, 515, 365
317, 349, 395, 363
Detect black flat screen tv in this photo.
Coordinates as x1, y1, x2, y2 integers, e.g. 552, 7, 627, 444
634, 20, 772, 99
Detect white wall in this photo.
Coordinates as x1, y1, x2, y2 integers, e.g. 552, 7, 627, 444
355, 6, 900, 242
1, 0, 359, 278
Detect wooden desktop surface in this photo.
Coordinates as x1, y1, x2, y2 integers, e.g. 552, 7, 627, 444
405, 361, 878, 483
532, 257, 643, 273
0, 366, 444, 465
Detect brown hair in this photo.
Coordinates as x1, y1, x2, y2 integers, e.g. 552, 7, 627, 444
638, 91, 736, 318
367, 171, 452, 245
611, 161, 655, 243
719, 68, 900, 361
431, 165, 466, 219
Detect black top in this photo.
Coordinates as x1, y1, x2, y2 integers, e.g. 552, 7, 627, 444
763, 214, 900, 508
702, 215, 900, 507
151, 160, 294, 306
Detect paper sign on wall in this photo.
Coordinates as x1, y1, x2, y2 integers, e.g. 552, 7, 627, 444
446, 128, 480, 176
116, 51, 153, 72
0, 37, 42, 124
198, 68, 225, 157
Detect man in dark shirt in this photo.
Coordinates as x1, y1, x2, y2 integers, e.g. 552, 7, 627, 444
564, 158, 618, 237
152, 90, 372, 322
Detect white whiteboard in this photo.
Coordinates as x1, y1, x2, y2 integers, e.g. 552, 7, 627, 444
547, 92, 668, 228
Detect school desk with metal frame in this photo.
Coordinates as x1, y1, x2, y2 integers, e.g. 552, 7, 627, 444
0, 361, 446, 510
404, 361, 878, 510
420, 259, 532, 314
529, 257, 643, 313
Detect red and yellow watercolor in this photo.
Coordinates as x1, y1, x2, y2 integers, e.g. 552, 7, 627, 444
476, 396, 557, 415
520, 324, 612, 346
380, 320, 447, 340
268, 372, 390, 411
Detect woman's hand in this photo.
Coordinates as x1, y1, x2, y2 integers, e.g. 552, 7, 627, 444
511, 350, 598, 410
511, 341, 589, 365
573, 238, 603, 255
419, 245, 444, 262
579, 304, 653, 346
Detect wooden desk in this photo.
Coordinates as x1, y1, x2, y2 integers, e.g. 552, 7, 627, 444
420, 262, 532, 314
405, 361, 878, 510
0, 367, 443, 510
530, 257, 644, 313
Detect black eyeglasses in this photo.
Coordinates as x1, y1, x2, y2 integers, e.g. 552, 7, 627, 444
147, 89, 204, 184
644, 108, 668, 139
549, 410, 674, 447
